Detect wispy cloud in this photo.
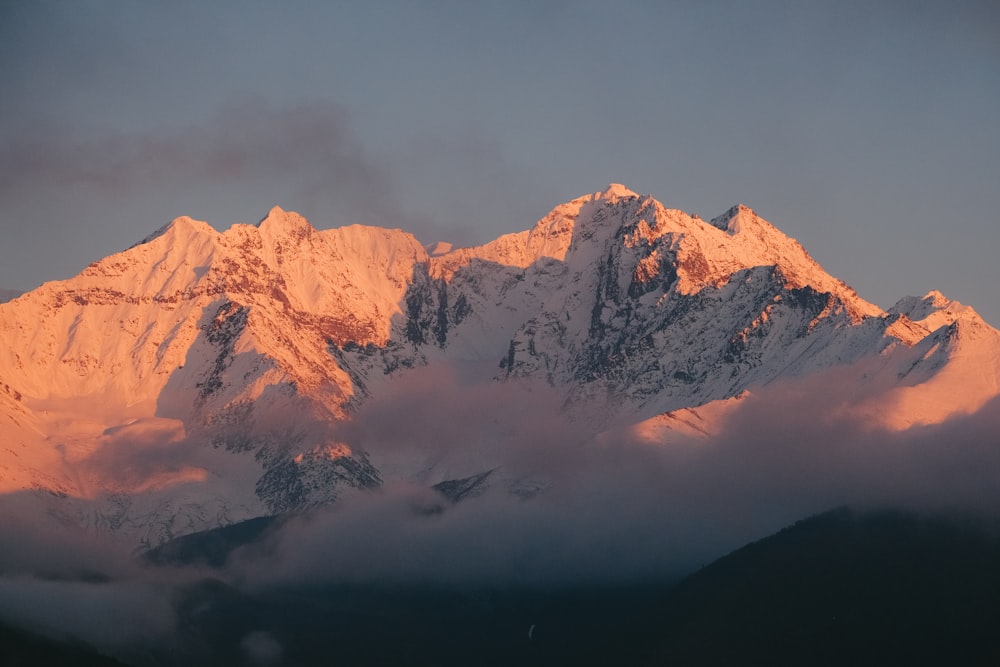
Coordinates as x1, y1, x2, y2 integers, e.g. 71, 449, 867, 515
0, 99, 412, 229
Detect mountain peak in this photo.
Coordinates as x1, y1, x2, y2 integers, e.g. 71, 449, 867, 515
923, 289, 949, 305
256, 206, 313, 237
890, 290, 983, 330
709, 204, 760, 234
138, 215, 215, 246
425, 241, 454, 257
891, 291, 954, 319
596, 183, 640, 201
257, 205, 288, 224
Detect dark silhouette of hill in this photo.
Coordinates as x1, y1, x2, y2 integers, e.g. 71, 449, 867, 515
0, 621, 129, 666
647, 507, 1000, 666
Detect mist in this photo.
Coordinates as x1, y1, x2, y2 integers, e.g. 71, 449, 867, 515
0, 494, 178, 653
1, 363, 999, 658
0, 100, 405, 229
228, 365, 1000, 590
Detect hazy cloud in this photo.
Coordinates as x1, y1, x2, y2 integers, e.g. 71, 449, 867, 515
0, 495, 177, 650
227, 366, 1000, 589
0, 96, 550, 251
329, 363, 596, 480
0, 99, 410, 230
241, 630, 285, 666
76, 421, 205, 493
0, 577, 175, 649
386, 131, 554, 247
2, 363, 998, 653
0, 495, 133, 579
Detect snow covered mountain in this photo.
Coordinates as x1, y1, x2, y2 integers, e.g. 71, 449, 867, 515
1, 184, 997, 545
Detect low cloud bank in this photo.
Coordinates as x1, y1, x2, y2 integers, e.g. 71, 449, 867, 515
0, 497, 177, 652
1, 365, 999, 656
232, 367, 1000, 588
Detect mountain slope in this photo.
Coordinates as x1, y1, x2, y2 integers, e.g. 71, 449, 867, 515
0, 185, 997, 544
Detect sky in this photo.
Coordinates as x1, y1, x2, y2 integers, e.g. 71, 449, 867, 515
1, 0, 998, 324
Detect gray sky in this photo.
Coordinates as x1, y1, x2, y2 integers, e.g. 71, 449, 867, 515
2, 0, 998, 324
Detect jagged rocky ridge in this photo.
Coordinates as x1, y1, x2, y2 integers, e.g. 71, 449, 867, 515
0, 184, 997, 545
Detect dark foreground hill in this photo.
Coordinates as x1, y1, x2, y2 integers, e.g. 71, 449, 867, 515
648, 507, 1000, 666
6, 507, 987, 666
0, 622, 129, 667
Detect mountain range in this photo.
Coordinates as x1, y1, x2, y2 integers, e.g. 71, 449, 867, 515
1, 184, 998, 546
